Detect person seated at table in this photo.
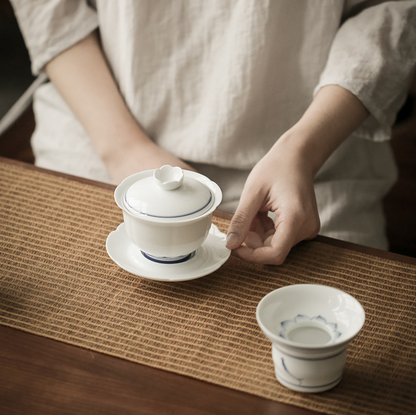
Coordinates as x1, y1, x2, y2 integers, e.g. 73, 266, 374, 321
10, 0, 416, 264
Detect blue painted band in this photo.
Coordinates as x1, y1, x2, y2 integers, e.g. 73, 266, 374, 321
125, 192, 212, 218
276, 373, 343, 390
141, 251, 195, 264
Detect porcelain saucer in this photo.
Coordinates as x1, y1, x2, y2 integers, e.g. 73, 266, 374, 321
106, 223, 231, 282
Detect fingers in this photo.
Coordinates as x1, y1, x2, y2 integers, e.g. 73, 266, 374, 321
232, 220, 296, 265
244, 231, 264, 249
231, 210, 320, 265
226, 188, 264, 250
250, 211, 275, 238
225, 148, 321, 265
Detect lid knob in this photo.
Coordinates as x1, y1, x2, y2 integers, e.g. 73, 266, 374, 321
154, 165, 184, 190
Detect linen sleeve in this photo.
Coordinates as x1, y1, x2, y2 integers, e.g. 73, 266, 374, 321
10, 0, 98, 75
314, 1, 416, 141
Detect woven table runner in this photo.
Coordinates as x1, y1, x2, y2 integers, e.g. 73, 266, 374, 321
1, 161, 415, 415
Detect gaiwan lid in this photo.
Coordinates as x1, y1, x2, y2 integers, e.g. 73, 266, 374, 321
123, 165, 214, 219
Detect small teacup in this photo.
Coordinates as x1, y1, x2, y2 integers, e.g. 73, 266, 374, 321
256, 284, 365, 393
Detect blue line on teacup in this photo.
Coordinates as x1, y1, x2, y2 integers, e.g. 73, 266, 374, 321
141, 251, 196, 264
124, 192, 212, 218
276, 371, 343, 390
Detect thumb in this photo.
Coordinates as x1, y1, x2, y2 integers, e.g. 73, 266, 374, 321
226, 190, 263, 249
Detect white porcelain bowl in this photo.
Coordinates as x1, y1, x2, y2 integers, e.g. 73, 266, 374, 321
256, 284, 365, 393
114, 166, 222, 261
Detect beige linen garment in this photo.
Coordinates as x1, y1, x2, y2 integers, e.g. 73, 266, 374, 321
10, 0, 416, 249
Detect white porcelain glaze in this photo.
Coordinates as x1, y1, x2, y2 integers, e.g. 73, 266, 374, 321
124, 166, 212, 218
106, 223, 231, 281
256, 284, 365, 393
153, 165, 184, 190
114, 167, 222, 258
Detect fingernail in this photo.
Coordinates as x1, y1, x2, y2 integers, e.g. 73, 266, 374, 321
226, 232, 239, 248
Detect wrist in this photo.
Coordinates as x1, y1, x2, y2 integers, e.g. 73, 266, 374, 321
272, 85, 369, 177
99, 126, 152, 168
270, 128, 323, 179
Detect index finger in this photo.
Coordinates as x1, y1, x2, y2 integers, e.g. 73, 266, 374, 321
226, 188, 265, 249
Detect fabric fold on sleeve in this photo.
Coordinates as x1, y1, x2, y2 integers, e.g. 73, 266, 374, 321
10, 0, 98, 75
314, 1, 416, 141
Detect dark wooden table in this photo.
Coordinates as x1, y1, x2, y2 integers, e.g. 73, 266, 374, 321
1, 157, 415, 415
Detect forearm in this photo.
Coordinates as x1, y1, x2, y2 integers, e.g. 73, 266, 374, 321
45, 31, 150, 164
274, 85, 369, 176
45, 31, 195, 182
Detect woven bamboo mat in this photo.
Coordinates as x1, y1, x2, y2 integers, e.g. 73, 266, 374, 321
1, 162, 416, 415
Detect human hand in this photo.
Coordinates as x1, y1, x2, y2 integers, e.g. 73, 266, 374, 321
225, 135, 320, 265
225, 85, 371, 265
106, 139, 195, 184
